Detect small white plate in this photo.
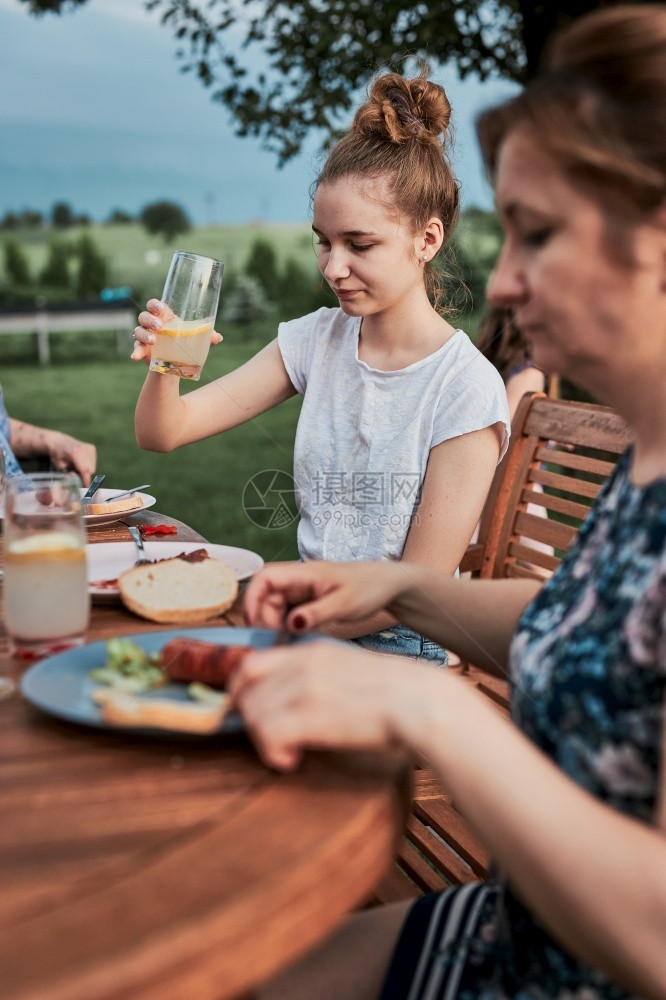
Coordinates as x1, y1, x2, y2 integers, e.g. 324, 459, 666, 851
86, 540, 264, 601
82, 488, 156, 528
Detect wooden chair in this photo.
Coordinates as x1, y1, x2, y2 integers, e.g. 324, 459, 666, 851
372, 392, 632, 904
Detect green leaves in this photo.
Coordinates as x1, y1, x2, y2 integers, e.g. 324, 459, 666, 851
141, 0, 528, 163
20, 0, 642, 162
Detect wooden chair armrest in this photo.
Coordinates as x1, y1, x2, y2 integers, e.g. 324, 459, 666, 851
459, 542, 483, 574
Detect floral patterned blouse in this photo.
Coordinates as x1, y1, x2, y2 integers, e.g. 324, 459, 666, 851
491, 447, 666, 997
0, 384, 22, 477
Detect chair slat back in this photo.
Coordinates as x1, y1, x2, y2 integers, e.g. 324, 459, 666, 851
374, 394, 632, 908
476, 393, 632, 583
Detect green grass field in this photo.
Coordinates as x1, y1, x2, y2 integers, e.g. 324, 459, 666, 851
1, 323, 302, 562
3, 221, 319, 303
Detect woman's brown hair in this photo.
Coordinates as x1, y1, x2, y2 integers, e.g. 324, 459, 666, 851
477, 5, 666, 225
316, 71, 459, 310
474, 306, 533, 383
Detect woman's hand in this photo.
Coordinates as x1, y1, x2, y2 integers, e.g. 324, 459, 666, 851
229, 639, 430, 770
243, 560, 410, 633
131, 298, 222, 363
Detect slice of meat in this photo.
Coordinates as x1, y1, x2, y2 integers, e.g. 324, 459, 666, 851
161, 638, 251, 689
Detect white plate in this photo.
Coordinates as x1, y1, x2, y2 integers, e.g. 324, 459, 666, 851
86, 540, 264, 601
82, 488, 156, 528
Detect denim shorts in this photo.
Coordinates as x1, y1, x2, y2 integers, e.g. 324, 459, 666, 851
351, 624, 448, 667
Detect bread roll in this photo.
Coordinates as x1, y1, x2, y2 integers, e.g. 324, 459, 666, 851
117, 552, 239, 623
93, 689, 230, 733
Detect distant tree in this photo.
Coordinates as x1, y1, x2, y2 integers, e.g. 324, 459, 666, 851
16, 209, 44, 227
140, 200, 191, 241
445, 234, 486, 316
1, 209, 44, 229
40, 237, 72, 290
52, 201, 75, 229
107, 209, 134, 225
220, 274, 273, 324
278, 256, 333, 319
463, 205, 504, 244
245, 237, 280, 301
4, 238, 31, 285
76, 233, 107, 298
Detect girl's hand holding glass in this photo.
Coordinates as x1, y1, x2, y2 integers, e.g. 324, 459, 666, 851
132, 252, 224, 380
132, 299, 223, 364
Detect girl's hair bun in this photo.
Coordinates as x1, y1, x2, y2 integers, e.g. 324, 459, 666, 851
353, 72, 452, 146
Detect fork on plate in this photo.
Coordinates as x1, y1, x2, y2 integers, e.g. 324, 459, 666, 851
128, 526, 152, 566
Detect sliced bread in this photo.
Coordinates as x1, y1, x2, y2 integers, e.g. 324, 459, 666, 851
93, 689, 231, 733
118, 551, 238, 624
87, 496, 144, 516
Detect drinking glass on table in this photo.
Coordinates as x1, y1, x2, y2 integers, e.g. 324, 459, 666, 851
3, 472, 89, 659
149, 251, 224, 381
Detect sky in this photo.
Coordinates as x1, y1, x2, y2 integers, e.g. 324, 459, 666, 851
1, 0, 520, 225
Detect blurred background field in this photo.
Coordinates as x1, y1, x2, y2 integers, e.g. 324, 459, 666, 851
5, 221, 319, 306
1, 323, 304, 561
0, 212, 501, 563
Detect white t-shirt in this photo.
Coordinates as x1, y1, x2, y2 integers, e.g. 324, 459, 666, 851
278, 307, 510, 563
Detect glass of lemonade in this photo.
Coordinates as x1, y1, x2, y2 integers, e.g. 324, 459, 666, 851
149, 251, 224, 381
4, 472, 89, 659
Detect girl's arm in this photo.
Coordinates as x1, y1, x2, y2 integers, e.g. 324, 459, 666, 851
135, 339, 296, 452
323, 424, 503, 641
504, 365, 546, 419
231, 646, 666, 999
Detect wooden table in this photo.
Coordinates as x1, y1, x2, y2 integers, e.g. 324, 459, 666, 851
0, 514, 409, 1000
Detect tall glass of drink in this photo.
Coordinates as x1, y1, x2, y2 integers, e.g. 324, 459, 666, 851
149, 251, 224, 380
4, 472, 89, 659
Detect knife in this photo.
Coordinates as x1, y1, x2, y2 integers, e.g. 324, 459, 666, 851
81, 474, 106, 506
103, 485, 151, 503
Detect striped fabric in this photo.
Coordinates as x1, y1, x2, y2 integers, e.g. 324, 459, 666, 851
379, 884, 499, 1000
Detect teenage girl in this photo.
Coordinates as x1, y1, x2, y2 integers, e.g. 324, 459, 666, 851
132, 71, 510, 661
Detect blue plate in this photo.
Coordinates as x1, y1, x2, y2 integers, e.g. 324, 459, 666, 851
20, 627, 288, 738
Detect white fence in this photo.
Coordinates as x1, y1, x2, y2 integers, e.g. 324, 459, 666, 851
0, 307, 136, 363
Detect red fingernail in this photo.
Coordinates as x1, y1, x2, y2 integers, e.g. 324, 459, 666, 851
292, 614, 306, 631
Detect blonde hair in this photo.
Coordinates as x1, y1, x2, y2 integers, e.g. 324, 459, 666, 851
316, 71, 460, 310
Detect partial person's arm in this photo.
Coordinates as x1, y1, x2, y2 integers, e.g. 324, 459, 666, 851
231, 645, 666, 1000
504, 365, 546, 419
135, 338, 296, 451
8, 418, 97, 486
403, 677, 666, 1000
244, 559, 538, 676
323, 424, 503, 641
